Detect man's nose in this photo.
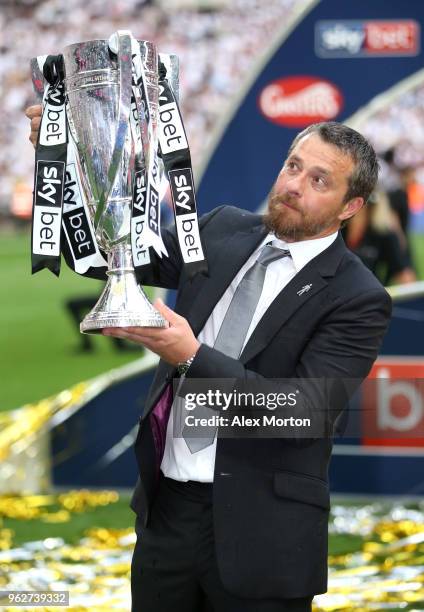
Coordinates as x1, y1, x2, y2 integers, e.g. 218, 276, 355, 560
286, 173, 304, 197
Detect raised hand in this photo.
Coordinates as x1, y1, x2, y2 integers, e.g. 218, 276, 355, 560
25, 104, 42, 148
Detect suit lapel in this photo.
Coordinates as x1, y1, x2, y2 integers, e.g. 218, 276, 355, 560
239, 267, 327, 364
240, 233, 346, 364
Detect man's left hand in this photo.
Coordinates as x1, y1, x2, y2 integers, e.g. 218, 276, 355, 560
25, 105, 42, 148
102, 298, 200, 366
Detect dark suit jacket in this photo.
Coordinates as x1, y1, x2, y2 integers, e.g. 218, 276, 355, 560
130, 205, 392, 599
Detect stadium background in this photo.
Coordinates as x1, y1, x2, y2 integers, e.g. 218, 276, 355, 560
0, 0, 424, 609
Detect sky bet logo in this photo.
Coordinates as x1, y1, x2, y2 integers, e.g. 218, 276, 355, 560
169, 168, 196, 216
315, 20, 420, 58
35, 160, 65, 208
33, 160, 65, 257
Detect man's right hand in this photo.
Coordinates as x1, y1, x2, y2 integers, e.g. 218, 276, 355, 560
25, 105, 42, 148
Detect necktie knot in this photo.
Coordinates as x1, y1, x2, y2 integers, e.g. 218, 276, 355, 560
257, 244, 291, 267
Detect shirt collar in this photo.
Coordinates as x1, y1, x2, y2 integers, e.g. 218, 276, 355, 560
263, 231, 338, 273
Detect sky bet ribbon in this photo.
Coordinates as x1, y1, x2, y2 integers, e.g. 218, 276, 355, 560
31, 55, 67, 277
158, 60, 208, 279
60, 139, 108, 278
130, 37, 168, 278
31, 54, 107, 280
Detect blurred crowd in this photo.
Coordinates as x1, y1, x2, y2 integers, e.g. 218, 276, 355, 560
359, 99, 424, 285
342, 183, 417, 287
0, 0, 299, 212
1, 0, 423, 287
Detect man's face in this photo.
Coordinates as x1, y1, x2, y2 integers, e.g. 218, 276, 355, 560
264, 133, 363, 242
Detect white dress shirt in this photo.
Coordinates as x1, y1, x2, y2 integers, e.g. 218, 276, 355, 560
161, 230, 338, 482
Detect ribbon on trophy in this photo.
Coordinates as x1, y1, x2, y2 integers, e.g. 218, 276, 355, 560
31, 55, 67, 276
157, 59, 208, 279
31, 55, 107, 279
129, 36, 168, 277
31, 33, 207, 289
61, 139, 108, 277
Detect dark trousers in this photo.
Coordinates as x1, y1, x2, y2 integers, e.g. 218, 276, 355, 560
131, 473, 313, 612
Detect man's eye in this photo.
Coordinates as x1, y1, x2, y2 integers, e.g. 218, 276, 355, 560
312, 176, 326, 186
286, 161, 298, 171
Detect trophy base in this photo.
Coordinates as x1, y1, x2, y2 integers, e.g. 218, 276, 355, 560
80, 266, 167, 334
80, 311, 166, 334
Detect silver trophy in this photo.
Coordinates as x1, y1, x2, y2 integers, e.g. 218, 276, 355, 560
31, 32, 180, 333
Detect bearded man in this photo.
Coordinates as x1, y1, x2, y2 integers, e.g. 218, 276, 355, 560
25, 111, 392, 612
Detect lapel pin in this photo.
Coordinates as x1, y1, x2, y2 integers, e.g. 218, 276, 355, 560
297, 284, 312, 296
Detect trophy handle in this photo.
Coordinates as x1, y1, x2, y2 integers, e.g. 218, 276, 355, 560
94, 31, 133, 228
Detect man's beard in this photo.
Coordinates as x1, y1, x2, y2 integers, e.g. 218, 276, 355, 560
263, 192, 337, 242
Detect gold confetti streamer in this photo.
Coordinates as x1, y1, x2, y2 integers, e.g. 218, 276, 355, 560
0, 491, 119, 522
0, 383, 88, 462
0, 498, 422, 610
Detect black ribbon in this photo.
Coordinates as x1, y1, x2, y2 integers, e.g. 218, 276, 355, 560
158, 60, 208, 279
61, 155, 108, 279
43, 54, 65, 86
130, 79, 151, 277
31, 55, 67, 276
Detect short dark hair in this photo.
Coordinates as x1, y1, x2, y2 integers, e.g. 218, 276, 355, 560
288, 122, 379, 204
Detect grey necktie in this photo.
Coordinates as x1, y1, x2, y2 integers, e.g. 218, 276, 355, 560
180, 243, 291, 453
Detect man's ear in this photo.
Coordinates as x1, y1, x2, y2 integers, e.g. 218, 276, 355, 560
338, 197, 364, 222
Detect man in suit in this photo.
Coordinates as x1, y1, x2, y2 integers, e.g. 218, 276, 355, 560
101, 122, 392, 612
25, 108, 391, 610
